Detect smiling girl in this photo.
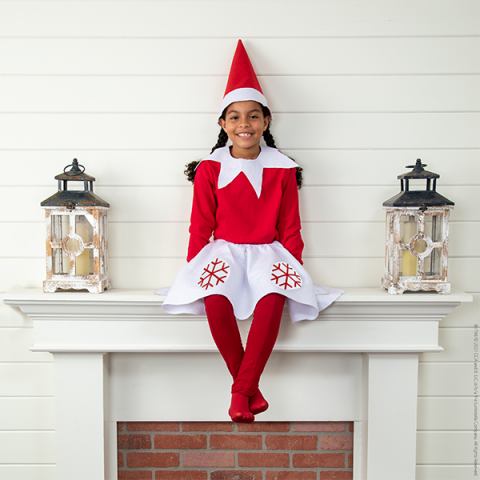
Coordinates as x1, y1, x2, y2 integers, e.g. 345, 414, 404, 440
158, 40, 342, 423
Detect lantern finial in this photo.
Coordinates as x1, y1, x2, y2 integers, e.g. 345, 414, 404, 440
405, 159, 427, 173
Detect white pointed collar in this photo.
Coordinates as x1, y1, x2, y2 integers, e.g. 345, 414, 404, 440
201, 146, 298, 198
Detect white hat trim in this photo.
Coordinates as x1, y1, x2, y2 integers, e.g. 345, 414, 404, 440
219, 88, 268, 118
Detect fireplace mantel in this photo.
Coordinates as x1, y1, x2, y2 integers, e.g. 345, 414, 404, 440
3, 288, 472, 480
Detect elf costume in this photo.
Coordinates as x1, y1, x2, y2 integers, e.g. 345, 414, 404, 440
156, 40, 342, 420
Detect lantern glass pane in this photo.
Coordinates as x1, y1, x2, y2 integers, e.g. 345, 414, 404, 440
75, 215, 93, 243
424, 248, 442, 276
425, 215, 443, 243
52, 248, 69, 274
401, 215, 418, 243
51, 215, 69, 243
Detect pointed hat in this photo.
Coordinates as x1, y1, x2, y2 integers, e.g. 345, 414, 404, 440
219, 40, 270, 118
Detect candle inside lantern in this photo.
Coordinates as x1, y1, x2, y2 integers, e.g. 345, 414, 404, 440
74, 217, 91, 275
402, 217, 417, 276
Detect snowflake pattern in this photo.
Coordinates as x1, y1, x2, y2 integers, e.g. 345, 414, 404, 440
271, 262, 302, 290
199, 258, 230, 290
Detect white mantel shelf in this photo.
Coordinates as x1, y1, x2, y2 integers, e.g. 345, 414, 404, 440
3, 287, 472, 480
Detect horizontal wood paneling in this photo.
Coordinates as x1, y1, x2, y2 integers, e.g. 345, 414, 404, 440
416, 466, 476, 480
1, 150, 478, 187
0, 398, 55, 430
417, 397, 473, 430
418, 363, 473, 397
0, 329, 52, 362
0, 364, 54, 396
0, 466, 56, 480
2, 75, 478, 113
417, 431, 473, 464
0, 432, 55, 464
0, 0, 477, 37
1, 38, 478, 75
0, 113, 478, 150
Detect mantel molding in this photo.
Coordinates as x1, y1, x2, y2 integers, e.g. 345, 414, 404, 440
3, 287, 472, 354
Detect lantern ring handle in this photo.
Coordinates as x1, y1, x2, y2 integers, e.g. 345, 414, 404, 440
64, 162, 85, 175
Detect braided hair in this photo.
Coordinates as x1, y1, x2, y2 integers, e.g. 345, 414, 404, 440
184, 105, 303, 188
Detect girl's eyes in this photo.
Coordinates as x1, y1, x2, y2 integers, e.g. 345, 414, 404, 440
228, 115, 259, 120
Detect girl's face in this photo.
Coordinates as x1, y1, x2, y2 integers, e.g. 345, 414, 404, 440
219, 101, 270, 159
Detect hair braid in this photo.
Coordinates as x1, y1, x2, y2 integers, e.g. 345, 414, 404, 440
210, 128, 229, 154
262, 125, 277, 148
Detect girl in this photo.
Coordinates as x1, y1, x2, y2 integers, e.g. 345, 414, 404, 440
158, 40, 342, 423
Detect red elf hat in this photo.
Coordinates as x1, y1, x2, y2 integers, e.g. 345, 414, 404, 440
219, 40, 270, 119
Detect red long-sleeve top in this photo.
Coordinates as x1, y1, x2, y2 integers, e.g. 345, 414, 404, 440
187, 160, 304, 264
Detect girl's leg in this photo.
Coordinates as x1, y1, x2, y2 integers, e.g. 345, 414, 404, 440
232, 293, 285, 397
204, 295, 273, 420
204, 294, 244, 379
204, 295, 253, 423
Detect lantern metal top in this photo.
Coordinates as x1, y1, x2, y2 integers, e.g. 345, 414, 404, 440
41, 159, 110, 209
383, 159, 454, 208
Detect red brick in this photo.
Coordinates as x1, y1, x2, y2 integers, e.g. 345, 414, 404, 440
320, 472, 353, 480
154, 434, 206, 449
238, 422, 290, 432
238, 452, 289, 468
182, 422, 234, 432
211, 471, 262, 480
118, 452, 124, 468
348, 422, 354, 432
266, 434, 317, 450
210, 434, 262, 450
118, 434, 151, 450
348, 453, 353, 468
293, 453, 345, 468
126, 422, 179, 432
118, 422, 124, 431
266, 472, 316, 480
118, 472, 152, 480
293, 422, 345, 432
183, 451, 235, 468
155, 472, 207, 480
127, 452, 179, 468
321, 435, 354, 451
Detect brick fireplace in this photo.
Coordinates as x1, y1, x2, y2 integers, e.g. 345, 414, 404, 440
3, 287, 471, 480
117, 421, 354, 479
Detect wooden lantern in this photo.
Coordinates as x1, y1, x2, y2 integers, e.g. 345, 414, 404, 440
41, 159, 111, 293
381, 159, 454, 294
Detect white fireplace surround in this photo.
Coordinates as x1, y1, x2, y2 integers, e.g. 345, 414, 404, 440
3, 288, 472, 480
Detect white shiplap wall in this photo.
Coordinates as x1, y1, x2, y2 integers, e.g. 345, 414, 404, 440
0, 1, 478, 478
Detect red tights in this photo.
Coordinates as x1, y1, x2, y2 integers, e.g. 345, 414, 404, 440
204, 293, 285, 423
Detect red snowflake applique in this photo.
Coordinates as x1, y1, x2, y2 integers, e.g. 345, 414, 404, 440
199, 258, 230, 290
271, 262, 302, 290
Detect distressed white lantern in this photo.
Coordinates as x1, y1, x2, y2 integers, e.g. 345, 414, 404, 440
382, 159, 454, 294
41, 159, 111, 293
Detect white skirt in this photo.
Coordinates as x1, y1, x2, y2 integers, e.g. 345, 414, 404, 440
155, 240, 343, 323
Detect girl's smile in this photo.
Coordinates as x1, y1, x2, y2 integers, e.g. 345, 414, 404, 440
219, 100, 270, 159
